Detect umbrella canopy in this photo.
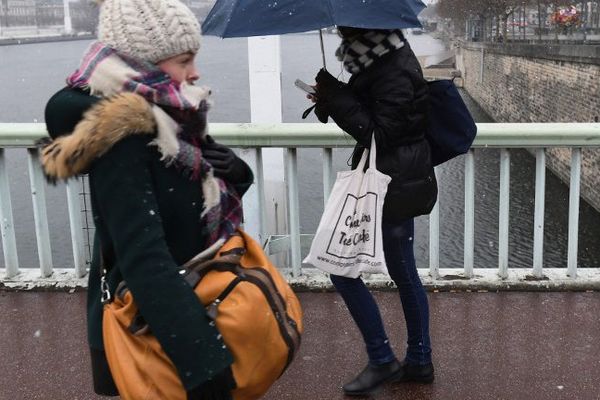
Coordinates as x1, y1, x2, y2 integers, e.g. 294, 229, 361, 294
201, 0, 427, 38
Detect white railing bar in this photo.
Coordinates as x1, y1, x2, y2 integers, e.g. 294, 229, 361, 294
238, 148, 263, 243
429, 166, 440, 279
174, 123, 600, 148
6, 267, 600, 290
533, 148, 546, 277
66, 178, 87, 278
285, 148, 301, 277
464, 150, 475, 278
27, 149, 53, 277
322, 148, 333, 206
498, 149, 510, 279
2, 123, 600, 148
255, 148, 267, 245
0, 148, 19, 278
567, 148, 582, 278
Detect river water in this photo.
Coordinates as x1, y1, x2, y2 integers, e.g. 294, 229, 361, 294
0, 32, 599, 270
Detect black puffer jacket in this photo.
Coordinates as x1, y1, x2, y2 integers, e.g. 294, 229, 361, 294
315, 40, 437, 222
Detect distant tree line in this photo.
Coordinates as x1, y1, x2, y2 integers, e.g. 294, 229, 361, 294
435, 0, 600, 41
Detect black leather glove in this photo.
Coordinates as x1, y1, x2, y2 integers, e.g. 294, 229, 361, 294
186, 366, 236, 400
315, 68, 346, 99
314, 102, 330, 123
312, 68, 348, 124
203, 138, 249, 184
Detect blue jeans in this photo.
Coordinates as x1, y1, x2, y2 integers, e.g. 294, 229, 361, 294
330, 218, 432, 366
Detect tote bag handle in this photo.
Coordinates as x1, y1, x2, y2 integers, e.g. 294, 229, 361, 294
368, 134, 377, 169
355, 134, 378, 172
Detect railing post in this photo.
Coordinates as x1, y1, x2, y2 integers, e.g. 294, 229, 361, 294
27, 148, 53, 277
66, 178, 87, 278
255, 149, 267, 244
567, 148, 582, 278
285, 148, 301, 277
238, 149, 266, 244
429, 167, 440, 279
322, 148, 333, 206
464, 149, 475, 278
533, 148, 546, 278
0, 148, 19, 278
498, 149, 510, 279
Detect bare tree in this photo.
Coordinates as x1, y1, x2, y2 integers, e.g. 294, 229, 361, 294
436, 0, 589, 42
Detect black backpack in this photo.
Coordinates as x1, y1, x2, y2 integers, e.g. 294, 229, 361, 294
426, 79, 478, 166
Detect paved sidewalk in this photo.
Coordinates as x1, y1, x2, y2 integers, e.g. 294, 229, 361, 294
2, 291, 600, 400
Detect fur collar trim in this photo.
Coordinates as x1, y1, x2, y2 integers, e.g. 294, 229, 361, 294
40, 93, 156, 181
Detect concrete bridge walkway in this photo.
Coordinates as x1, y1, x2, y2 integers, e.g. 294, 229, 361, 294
1, 290, 600, 400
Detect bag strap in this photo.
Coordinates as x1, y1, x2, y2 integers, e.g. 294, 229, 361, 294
182, 252, 244, 288
99, 233, 243, 303
355, 143, 369, 172
368, 133, 377, 169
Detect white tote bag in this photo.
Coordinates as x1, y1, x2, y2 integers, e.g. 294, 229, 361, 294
303, 135, 391, 278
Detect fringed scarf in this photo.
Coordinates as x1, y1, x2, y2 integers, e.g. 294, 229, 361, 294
335, 30, 405, 74
68, 41, 242, 250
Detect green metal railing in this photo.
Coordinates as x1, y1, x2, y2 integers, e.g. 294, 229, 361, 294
0, 122, 599, 290
1, 122, 599, 148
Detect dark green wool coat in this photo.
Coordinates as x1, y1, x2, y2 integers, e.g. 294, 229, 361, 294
43, 88, 253, 394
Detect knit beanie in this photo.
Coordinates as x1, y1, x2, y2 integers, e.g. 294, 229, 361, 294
97, 0, 201, 63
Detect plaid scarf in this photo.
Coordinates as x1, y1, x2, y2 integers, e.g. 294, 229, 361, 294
335, 30, 405, 74
68, 41, 242, 249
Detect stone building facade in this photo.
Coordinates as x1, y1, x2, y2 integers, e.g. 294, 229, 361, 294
457, 41, 600, 211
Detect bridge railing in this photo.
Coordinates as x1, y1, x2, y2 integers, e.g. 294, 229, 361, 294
0, 122, 599, 290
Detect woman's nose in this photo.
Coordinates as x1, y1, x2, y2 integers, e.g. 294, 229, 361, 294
188, 67, 200, 83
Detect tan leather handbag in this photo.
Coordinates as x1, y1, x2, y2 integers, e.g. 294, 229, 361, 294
102, 230, 303, 400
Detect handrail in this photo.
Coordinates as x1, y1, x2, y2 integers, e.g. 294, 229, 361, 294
1, 122, 599, 148
1, 121, 600, 288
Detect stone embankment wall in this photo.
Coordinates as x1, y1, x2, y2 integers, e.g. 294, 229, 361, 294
457, 41, 600, 211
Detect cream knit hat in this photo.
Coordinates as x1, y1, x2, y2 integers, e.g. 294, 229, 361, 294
97, 0, 201, 63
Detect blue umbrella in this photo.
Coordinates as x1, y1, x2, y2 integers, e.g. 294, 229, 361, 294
202, 0, 426, 37
202, 0, 427, 67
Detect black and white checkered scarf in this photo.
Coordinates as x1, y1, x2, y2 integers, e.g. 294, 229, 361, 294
335, 30, 405, 74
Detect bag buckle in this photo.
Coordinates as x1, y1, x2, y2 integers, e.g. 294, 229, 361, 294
101, 269, 111, 304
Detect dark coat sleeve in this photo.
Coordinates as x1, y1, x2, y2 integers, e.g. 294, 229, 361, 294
320, 70, 416, 149
90, 136, 233, 391
45, 87, 100, 139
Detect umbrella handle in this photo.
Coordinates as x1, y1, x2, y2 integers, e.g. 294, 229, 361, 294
319, 29, 327, 70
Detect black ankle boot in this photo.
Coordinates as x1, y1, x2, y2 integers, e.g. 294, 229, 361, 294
342, 359, 402, 396
393, 360, 435, 384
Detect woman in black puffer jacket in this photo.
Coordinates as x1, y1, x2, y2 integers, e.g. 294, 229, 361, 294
311, 26, 437, 396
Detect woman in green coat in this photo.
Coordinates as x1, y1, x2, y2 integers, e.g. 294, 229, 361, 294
41, 0, 252, 398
